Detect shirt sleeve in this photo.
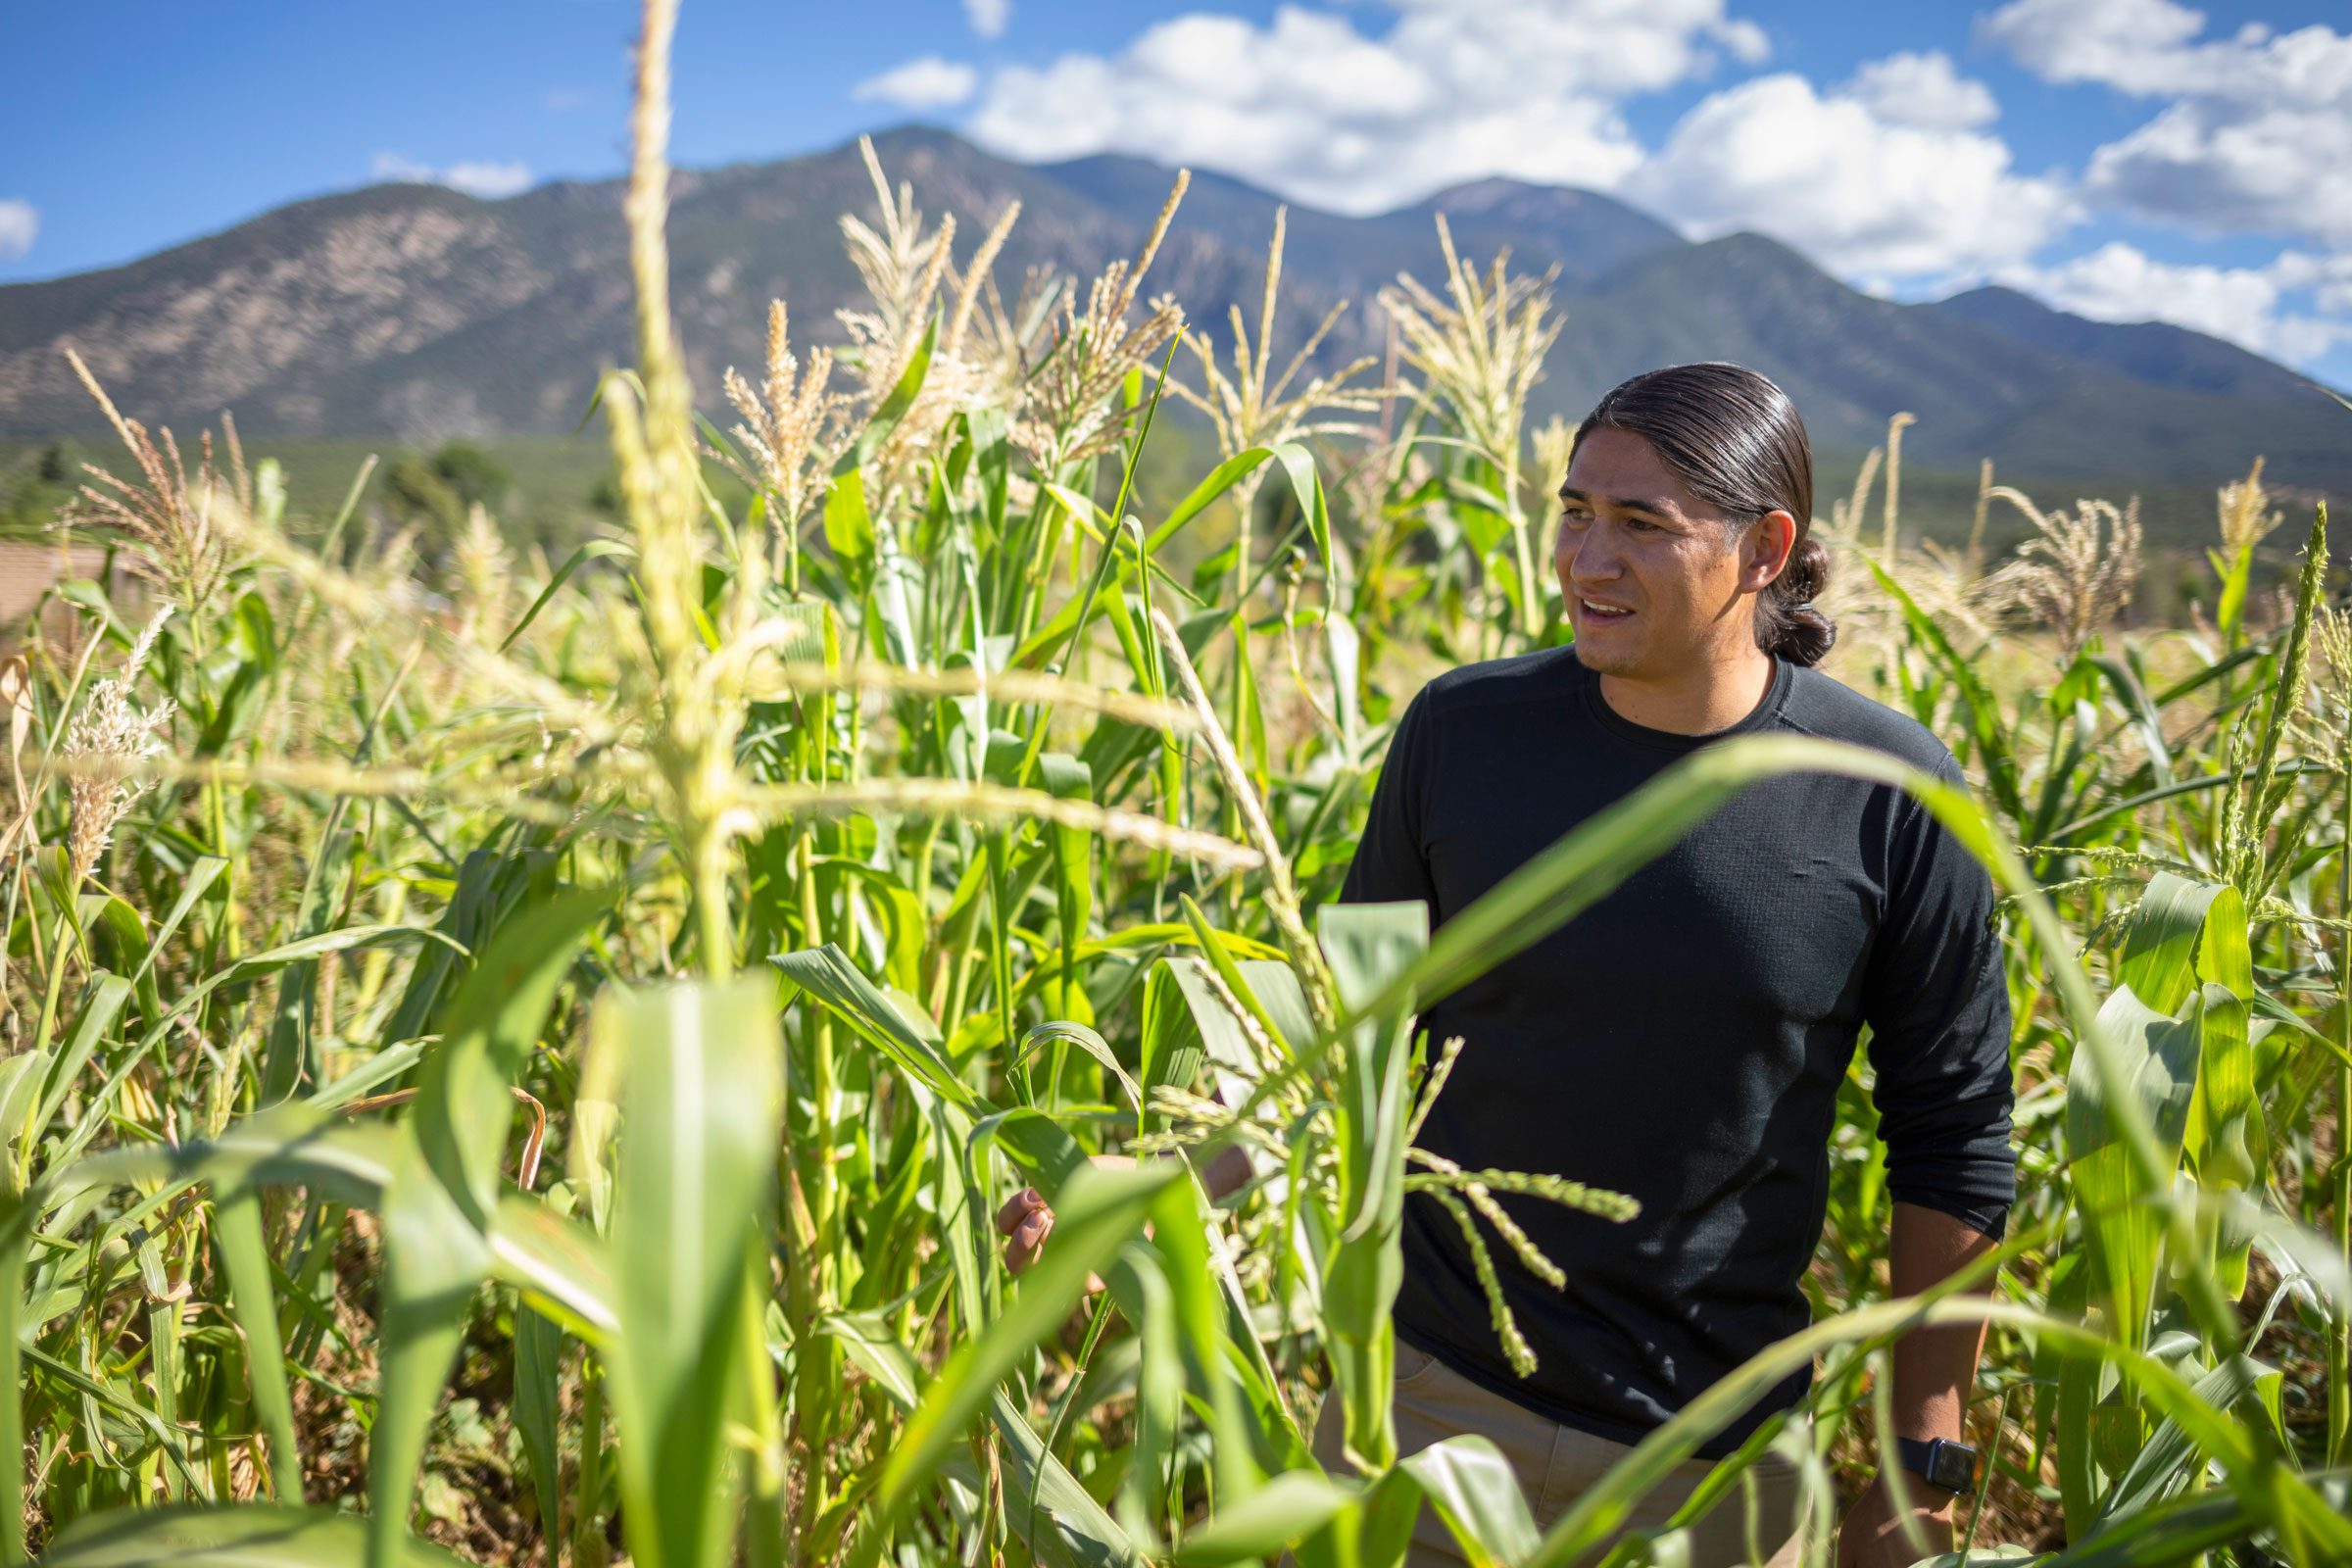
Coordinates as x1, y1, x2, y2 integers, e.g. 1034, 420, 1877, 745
1861, 762, 2017, 1240
1340, 690, 1440, 913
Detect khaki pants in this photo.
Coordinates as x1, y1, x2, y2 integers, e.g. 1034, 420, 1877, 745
1310, 1343, 1803, 1568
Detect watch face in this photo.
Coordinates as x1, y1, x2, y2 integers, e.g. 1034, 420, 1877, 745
1926, 1442, 1977, 1494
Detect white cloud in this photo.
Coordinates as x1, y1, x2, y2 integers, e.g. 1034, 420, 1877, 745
1998, 241, 2349, 366
370, 153, 531, 200
962, 0, 1011, 40
952, 9, 2061, 284
963, 0, 1769, 216
0, 198, 36, 262
1627, 71, 2074, 283
855, 55, 980, 112
440, 162, 532, 199
1839, 50, 1999, 130
1978, 0, 2208, 93
371, 154, 435, 184
1984, 0, 2352, 245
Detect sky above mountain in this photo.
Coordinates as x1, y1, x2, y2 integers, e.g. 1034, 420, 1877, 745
6, 0, 2349, 387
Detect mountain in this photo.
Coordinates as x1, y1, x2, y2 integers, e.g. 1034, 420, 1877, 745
1034, 156, 1682, 293
1, 124, 2343, 503
1926, 286, 2317, 404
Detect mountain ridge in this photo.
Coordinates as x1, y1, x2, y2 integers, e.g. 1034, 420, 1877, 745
1, 124, 2342, 498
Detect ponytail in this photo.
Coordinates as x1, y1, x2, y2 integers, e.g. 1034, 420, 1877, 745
1756, 537, 1837, 665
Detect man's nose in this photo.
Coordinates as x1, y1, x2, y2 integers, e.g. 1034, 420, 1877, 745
1568, 529, 1623, 582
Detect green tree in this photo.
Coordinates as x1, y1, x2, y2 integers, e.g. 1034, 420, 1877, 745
382, 440, 511, 561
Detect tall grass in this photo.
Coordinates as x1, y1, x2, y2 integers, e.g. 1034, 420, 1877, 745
1, 4, 2349, 1566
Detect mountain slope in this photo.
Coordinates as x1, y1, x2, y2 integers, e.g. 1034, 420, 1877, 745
1033, 156, 1682, 292
1927, 286, 2317, 404
1, 124, 2341, 502
1538, 237, 2347, 489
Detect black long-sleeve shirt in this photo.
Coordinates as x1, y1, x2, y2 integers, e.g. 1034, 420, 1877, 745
1341, 649, 2015, 1455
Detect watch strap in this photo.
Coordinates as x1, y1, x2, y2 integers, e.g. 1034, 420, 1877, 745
1893, 1437, 1978, 1494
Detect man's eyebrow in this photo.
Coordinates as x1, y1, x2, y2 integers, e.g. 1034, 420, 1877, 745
1556, 484, 1679, 515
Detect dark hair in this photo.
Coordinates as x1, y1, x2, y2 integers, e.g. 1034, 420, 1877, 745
1573, 363, 1835, 665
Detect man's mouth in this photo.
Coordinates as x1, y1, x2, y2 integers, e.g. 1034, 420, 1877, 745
1579, 598, 1634, 621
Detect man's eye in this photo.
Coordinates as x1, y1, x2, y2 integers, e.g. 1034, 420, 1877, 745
1560, 508, 1591, 525
1627, 516, 1659, 532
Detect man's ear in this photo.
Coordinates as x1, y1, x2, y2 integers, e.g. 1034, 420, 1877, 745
1745, 510, 1797, 591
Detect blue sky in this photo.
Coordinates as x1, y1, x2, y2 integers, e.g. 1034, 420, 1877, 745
5, 0, 2350, 385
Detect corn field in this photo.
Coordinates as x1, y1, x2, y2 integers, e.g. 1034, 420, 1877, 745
4, 4, 2352, 1565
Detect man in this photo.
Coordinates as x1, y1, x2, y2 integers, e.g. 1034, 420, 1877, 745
1003, 364, 2014, 1568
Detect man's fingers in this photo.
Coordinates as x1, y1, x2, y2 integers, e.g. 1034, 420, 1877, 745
996, 1187, 1045, 1238
1005, 1206, 1054, 1274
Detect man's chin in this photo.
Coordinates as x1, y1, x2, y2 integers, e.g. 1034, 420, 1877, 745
1571, 635, 1642, 675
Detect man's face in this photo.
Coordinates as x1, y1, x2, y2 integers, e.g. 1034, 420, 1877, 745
1555, 427, 1773, 683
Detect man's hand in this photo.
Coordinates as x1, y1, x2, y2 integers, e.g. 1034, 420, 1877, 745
995, 1148, 1252, 1275
995, 1154, 1135, 1276
1837, 1475, 1956, 1568
996, 1186, 1055, 1274
1834, 1201, 1996, 1567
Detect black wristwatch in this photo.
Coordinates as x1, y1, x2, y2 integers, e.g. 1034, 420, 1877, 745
1894, 1437, 1979, 1495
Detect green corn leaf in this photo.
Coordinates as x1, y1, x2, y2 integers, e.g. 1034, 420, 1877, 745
1293, 1462, 1425, 1568
1170, 1472, 1351, 1568
1118, 1245, 1181, 1549
0, 1118, 393, 1560
1177, 895, 1287, 1054
1150, 1174, 1259, 1499
488, 1194, 617, 1344
1855, 557, 2025, 821
215, 1188, 305, 1503
514, 1306, 564, 1564
1521, 1294, 2352, 1568
1139, 962, 1209, 1132
2083, 1355, 2279, 1539
126, 853, 228, 1011
1316, 899, 1429, 1473
0, 1054, 44, 1182
0, 1219, 23, 1565
994, 1391, 1148, 1568
2185, 980, 2259, 1297
1014, 443, 1318, 669
2118, 874, 2236, 1016
823, 467, 875, 588
307, 1039, 434, 1113
2241, 1198, 2352, 1342
141, 926, 456, 1069
600, 977, 784, 1568
412, 886, 606, 1227
24, 1112, 398, 1236
1016, 1022, 1145, 1113
369, 1127, 493, 1568
819, 1311, 1144, 1568
76, 893, 152, 1015
2087, 656, 2174, 788
41, 1502, 469, 1566
20, 1340, 200, 1494
501, 538, 637, 654
970, 1105, 1090, 1195
858, 1160, 1178, 1568
842, 315, 937, 473
263, 808, 358, 1102
820, 1310, 926, 1411
23, 971, 133, 1174
383, 849, 547, 1049
772, 944, 973, 1110
2067, 985, 2198, 1349
1399, 1436, 1543, 1568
